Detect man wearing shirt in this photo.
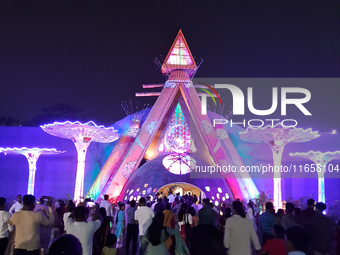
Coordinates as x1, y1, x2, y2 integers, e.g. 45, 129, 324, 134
259, 202, 276, 245
8, 195, 54, 255
9, 195, 22, 215
198, 198, 216, 226
66, 206, 102, 255
0, 197, 12, 255
99, 195, 113, 217
125, 200, 138, 255
135, 198, 154, 255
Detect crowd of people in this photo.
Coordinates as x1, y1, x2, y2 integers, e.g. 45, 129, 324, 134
0, 192, 338, 255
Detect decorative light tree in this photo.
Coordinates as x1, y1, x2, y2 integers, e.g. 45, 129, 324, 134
0, 147, 65, 195
289, 151, 340, 203
239, 123, 320, 209
40, 121, 119, 201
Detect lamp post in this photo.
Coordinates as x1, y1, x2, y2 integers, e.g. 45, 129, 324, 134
289, 151, 340, 203
41, 121, 119, 202
239, 123, 319, 209
0, 147, 65, 195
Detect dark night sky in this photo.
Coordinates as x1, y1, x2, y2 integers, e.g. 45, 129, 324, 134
0, 0, 339, 126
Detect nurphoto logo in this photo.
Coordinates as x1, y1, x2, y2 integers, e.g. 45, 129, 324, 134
198, 83, 312, 128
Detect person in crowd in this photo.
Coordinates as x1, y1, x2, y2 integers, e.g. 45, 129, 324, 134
281, 202, 299, 230
139, 212, 189, 255
294, 208, 302, 217
172, 197, 179, 207
100, 195, 113, 227
300, 198, 316, 219
311, 202, 334, 255
259, 202, 276, 245
63, 201, 75, 232
163, 203, 176, 254
187, 206, 198, 227
154, 198, 165, 214
262, 224, 287, 255
34, 197, 48, 216
178, 203, 188, 242
9, 195, 22, 215
0, 197, 11, 255
48, 201, 64, 248
276, 209, 284, 225
159, 192, 164, 200
296, 199, 316, 246
188, 196, 198, 215
135, 197, 154, 255
224, 200, 261, 255
184, 206, 197, 250
95, 208, 110, 251
125, 200, 138, 255
114, 203, 125, 248
172, 198, 183, 215
48, 234, 82, 255
8, 194, 54, 255
66, 205, 102, 255
124, 200, 130, 228
198, 198, 216, 226
145, 196, 152, 208
102, 234, 117, 255
286, 226, 310, 255
246, 201, 256, 230
217, 207, 231, 235
168, 191, 175, 206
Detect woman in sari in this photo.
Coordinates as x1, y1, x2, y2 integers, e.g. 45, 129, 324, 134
163, 203, 176, 254
114, 203, 125, 248
140, 212, 189, 255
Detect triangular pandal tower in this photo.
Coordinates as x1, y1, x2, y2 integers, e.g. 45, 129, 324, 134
161, 30, 197, 77
87, 30, 258, 202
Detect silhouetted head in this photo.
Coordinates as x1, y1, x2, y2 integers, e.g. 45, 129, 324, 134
272, 224, 285, 239
188, 206, 196, 216
139, 197, 146, 206
67, 202, 75, 213
104, 194, 109, 201
265, 202, 273, 211
202, 198, 210, 206
315, 202, 326, 213
232, 200, 245, 218
23, 195, 35, 211
225, 207, 232, 218
130, 200, 136, 208
99, 207, 107, 220
105, 234, 117, 247
294, 208, 302, 217
49, 234, 82, 255
285, 202, 295, 214
17, 195, 22, 203
74, 206, 88, 222
286, 226, 310, 253
0, 197, 6, 210
307, 199, 315, 208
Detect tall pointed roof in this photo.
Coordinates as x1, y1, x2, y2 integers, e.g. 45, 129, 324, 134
161, 30, 197, 77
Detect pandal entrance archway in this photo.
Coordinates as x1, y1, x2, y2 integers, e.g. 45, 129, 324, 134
156, 182, 206, 200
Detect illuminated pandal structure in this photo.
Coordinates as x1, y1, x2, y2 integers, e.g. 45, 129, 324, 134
290, 151, 340, 203
41, 121, 119, 202
239, 123, 320, 209
0, 147, 65, 195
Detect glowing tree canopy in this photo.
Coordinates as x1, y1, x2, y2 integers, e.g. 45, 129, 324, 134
41, 121, 119, 201
0, 147, 65, 195
239, 123, 320, 209
290, 151, 340, 203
